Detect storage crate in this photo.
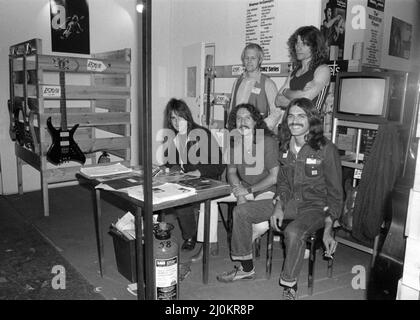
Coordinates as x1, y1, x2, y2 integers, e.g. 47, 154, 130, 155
109, 227, 137, 283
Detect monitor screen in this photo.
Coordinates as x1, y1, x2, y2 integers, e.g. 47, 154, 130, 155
338, 78, 386, 116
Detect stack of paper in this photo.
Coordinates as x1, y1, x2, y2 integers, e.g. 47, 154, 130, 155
125, 183, 197, 204
113, 212, 136, 240
79, 163, 133, 178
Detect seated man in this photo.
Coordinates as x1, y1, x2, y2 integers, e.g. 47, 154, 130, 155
193, 103, 279, 261
217, 98, 343, 301
162, 98, 225, 251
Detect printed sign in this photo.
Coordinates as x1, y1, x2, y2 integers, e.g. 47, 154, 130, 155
245, 0, 280, 62
327, 60, 348, 81
232, 65, 245, 76
362, 0, 385, 67
87, 59, 107, 72
42, 86, 61, 98
259, 64, 282, 74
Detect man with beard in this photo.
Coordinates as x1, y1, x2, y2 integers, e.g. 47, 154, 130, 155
192, 103, 279, 261
217, 98, 342, 301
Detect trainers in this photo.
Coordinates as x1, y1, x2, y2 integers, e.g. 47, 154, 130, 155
216, 266, 256, 283
282, 284, 298, 300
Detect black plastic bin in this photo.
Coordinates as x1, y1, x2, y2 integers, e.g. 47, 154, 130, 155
109, 227, 137, 282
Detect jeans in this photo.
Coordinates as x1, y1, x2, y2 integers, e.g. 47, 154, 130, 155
196, 191, 274, 243
167, 204, 198, 240
230, 199, 325, 284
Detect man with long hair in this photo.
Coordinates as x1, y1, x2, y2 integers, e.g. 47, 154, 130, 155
192, 103, 279, 262
273, 97, 342, 299
217, 98, 342, 300
276, 26, 330, 112
161, 98, 225, 251
230, 43, 283, 131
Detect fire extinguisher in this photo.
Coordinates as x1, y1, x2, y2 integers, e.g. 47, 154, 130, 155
153, 222, 179, 300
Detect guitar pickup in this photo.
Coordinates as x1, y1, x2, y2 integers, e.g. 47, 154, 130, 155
60, 132, 70, 137
60, 141, 70, 146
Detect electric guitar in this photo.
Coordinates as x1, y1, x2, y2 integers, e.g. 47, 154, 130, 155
46, 58, 86, 165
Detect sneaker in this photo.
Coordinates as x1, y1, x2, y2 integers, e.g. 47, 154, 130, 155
181, 237, 196, 251
216, 266, 256, 283
282, 284, 298, 300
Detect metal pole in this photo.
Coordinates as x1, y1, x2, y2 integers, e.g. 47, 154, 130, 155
138, 0, 154, 300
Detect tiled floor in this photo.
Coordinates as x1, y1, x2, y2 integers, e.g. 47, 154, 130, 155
2, 185, 371, 300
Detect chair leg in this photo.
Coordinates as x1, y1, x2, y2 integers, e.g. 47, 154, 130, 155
308, 237, 316, 296
254, 237, 261, 259
218, 203, 228, 232
327, 257, 333, 278
266, 229, 274, 279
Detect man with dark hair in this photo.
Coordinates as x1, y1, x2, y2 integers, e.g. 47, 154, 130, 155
192, 103, 279, 261
162, 98, 225, 251
217, 98, 342, 301
230, 43, 283, 131
276, 26, 330, 112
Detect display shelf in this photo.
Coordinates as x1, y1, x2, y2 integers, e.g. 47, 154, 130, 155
8, 38, 131, 216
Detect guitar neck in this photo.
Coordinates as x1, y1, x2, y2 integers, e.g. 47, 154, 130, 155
59, 70, 67, 130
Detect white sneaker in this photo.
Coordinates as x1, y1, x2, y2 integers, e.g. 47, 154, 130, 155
274, 235, 281, 242
127, 283, 137, 296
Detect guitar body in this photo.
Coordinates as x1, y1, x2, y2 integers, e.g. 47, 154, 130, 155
367, 182, 409, 299
8, 99, 18, 142
47, 117, 86, 165
8, 99, 34, 149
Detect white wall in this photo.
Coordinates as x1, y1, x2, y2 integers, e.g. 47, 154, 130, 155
151, 0, 322, 164
0, 0, 138, 194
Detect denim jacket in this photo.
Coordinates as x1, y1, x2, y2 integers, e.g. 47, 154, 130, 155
276, 139, 343, 221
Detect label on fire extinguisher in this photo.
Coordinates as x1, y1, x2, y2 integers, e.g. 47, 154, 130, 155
155, 256, 178, 300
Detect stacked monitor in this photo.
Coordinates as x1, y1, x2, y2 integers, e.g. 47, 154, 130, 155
334, 71, 405, 124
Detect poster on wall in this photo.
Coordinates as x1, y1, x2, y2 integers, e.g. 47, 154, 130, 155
245, 0, 280, 62
50, 0, 90, 54
362, 0, 385, 67
323, 59, 349, 136
389, 17, 412, 60
320, 0, 347, 60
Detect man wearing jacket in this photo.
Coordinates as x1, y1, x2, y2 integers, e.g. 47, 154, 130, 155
217, 98, 343, 301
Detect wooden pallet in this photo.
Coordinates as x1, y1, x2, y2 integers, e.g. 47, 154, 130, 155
8, 39, 131, 216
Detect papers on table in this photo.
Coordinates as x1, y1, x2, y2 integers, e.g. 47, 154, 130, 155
96, 181, 197, 204
129, 183, 196, 204
79, 163, 133, 178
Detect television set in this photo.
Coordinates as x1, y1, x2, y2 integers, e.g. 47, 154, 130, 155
333, 71, 406, 124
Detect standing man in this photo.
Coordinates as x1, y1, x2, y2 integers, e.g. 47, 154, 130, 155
217, 98, 343, 301
230, 43, 283, 131
276, 26, 330, 112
